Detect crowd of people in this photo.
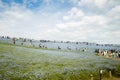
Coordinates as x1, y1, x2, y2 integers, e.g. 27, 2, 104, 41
0, 36, 120, 59
95, 49, 120, 58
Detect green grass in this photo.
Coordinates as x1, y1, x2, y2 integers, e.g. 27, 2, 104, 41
0, 43, 120, 80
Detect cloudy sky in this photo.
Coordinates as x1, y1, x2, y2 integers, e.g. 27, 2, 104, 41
0, 0, 120, 44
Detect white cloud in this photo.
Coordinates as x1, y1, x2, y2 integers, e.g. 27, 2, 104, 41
108, 5, 120, 20
0, 3, 61, 39
55, 5, 120, 44
0, 0, 120, 44
69, 0, 120, 9
106, 5, 120, 32
63, 7, 84, 21
69, 0, 108, 8
94, 0, 108, 8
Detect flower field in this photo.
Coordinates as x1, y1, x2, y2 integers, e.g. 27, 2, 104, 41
0, 38, 120, 80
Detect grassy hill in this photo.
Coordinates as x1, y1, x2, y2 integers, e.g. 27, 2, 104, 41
0, 43, 120, 80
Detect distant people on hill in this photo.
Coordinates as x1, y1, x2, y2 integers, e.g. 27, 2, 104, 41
58, 46, 61, 50
7, 36, 10, 39
38, 43, 48, 49
13, 38, 16, 44
23, 38, 26, 42
82, 48, 87, 52
39, 43, 42, 48
95, 49, 120, 58
76, 42, 78, 44
103, 50, 107, 56
20, 38, 26, 45
118, 52, 120, 58
67, 47, 71, 51
1, 36, 4, 38
42, 45, 45, 48
30, 39, 33, 45
95, 49, 100, 53
30, 39, 32, 43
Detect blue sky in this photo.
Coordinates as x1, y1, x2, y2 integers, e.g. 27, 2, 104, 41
0, 0, 120, 44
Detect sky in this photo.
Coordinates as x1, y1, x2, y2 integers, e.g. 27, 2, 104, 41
0, 0, 120, 44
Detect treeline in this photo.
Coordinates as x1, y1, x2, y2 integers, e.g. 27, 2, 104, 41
0, 36, 119, 47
